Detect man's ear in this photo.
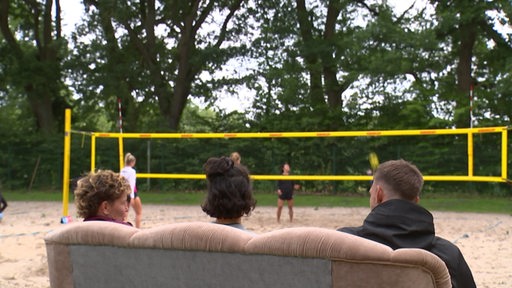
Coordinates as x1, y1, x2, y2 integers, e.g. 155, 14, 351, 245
376, 186, 385, 204
413, 196, 420, 204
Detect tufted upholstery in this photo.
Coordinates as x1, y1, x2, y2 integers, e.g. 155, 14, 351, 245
45, 221, 451, 288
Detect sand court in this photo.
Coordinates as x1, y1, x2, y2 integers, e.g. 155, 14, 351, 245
0, 201, 511, 287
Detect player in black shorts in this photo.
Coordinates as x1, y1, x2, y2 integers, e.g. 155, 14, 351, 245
276, 163, 299, 223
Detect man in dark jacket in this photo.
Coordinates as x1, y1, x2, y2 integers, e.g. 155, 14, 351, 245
338, 159, 476, 288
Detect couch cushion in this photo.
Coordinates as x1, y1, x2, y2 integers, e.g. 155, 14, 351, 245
129, 222, 254, 252
245, 227, 392, 259
245, 227, 451, 288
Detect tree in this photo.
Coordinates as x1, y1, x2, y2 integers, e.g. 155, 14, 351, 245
429, 0, 512, 127
248, 0, 434, 131
0, 0, 68, 134
70, 0, 250, 131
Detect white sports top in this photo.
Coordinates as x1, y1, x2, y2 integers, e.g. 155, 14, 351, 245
120, 166, 136, 199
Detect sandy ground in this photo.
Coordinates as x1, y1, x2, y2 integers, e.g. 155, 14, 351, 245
0, 201, 511, 288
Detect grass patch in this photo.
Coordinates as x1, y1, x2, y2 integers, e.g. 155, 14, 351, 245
257, 193, 369, 208
3, 190, 511, 214
420, 198, 511, 213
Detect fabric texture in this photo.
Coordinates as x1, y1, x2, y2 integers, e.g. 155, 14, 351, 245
45, 221, 452, 288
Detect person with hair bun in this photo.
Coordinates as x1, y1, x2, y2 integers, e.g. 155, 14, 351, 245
201, 156, 256, 232
120, 152, 142, 228
74, 170, 132, 226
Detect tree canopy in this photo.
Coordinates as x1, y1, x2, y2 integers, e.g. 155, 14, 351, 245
0, 0, 511, 192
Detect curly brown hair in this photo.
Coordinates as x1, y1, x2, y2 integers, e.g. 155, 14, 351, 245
201, 157, 256, 219
74, 170, 131, 219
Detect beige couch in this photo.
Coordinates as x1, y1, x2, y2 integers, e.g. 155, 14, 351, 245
45, 221, 451, 288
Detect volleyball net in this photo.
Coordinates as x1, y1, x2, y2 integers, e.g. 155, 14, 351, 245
60, 109, 511, 221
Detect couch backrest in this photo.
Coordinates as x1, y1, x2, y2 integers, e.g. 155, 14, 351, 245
245, 227, 451, 288
45, 221, 451, 288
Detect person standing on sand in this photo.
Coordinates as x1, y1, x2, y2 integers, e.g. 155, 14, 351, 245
230, 152, 241, 164
276, 162, 299, 223
120, 153, 142, 228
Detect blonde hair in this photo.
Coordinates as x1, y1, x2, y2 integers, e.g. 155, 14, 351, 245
230, 152, 241, 164
74, 170, 131, 219
125, 153, 136, 166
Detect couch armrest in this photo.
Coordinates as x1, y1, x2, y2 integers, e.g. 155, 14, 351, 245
44, 221, 139, 288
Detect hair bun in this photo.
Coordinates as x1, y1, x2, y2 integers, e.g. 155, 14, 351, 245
204, 157, 234, 178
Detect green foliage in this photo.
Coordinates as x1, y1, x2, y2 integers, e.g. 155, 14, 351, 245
1, 1, 511, 193
0, 0, 70, 134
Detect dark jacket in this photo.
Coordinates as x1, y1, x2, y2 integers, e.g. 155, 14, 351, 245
338, 199, 476, 288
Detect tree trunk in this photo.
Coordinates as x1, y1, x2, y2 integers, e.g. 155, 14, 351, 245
455, 21, 477, 128
27, 88, 55, 134
169, 11, 196, 131
323, 0, 342, 109
296, 0, 325, 107
0, 0, 62, 134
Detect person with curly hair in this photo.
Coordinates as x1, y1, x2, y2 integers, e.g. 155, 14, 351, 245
201, 156, 256, 232
74, 170, 132, 226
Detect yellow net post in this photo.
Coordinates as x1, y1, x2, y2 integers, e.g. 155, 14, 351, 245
61, 109, 71, 224
90, 134, 96, 172
467, 129, 474, 177
118, 136, 124, 171
502, 129, 508, 180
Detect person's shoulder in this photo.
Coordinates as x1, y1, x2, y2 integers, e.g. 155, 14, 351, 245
121, 166, 135, 173
336, 226, 361, 235
432, 236, 465, 257
434, 236, 459, 247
